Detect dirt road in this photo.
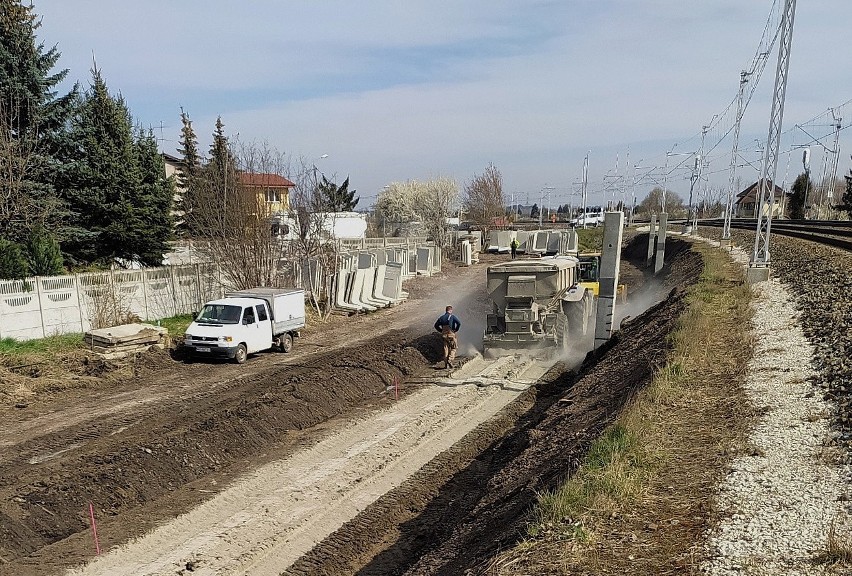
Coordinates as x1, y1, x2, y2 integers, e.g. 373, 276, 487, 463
66, 355, 554, 576
0, 236, 685, 576
0, 254, 494, 575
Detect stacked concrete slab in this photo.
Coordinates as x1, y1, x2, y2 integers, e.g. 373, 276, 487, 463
486, 230, 500, 252
332, 238, 445, 313
515, 231, 530, 254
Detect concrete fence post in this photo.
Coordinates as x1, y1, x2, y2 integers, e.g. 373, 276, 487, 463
194, 263, 203, 311
141, 269, 150, 321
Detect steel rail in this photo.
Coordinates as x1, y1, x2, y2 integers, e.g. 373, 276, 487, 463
699, 218, 852, 251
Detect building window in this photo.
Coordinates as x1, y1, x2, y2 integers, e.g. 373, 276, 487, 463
265, 189, 280, 203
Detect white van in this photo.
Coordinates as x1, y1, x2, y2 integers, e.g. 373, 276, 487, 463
183, 288, 305, 364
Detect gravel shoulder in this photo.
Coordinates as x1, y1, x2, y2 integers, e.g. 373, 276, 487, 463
700, 236, 852, 575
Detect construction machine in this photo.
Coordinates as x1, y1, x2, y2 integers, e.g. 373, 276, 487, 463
483, 256, 595, 358
576, 252, 627, 302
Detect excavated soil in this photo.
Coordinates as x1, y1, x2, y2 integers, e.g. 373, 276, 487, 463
283, 236, 703, 575
0, 235, 697, 575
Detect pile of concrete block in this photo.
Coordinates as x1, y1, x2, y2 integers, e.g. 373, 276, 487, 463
484, 229, 579, 257
84, 323, 169, 359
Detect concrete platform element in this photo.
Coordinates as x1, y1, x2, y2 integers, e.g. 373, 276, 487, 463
84, 323, 168, 358
720, 238, 733, 249
746, 265, 771, 284
416, 247, 433, 276
647, 215, 657, 266
654, 213, 668, 275
594, 212, 625, 349
566, 230, 579, 252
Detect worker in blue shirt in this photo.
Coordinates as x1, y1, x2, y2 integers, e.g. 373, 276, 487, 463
434, 305, 461, 368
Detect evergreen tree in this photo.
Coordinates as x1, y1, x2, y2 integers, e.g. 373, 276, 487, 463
198, 116, 239, 236
0, 238, 27, 280
838, 165, 852, 219
0, 0, 77, 245
316, 175, 358, 212
175, 108, 201, 235
787, 173, 810, 219
208, 116, 230, 179
25, 223, 63, 275
530, 203, 539, 219
132, 128, 174, 264
61, 67, 171, 266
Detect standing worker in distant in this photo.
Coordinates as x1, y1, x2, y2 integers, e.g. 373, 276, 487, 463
434, 305, 461, 369
510, 236, 519, 260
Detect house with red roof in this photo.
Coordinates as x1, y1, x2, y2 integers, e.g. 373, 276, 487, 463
735, 179, 787, 218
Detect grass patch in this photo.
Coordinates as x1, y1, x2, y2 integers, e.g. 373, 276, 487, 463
499, 241, 755, 574
814, 522, 852, 567
577, 228, 604, 252
0, 333, 85, 358
155, 314, 195, 337
531, 424, 647, 539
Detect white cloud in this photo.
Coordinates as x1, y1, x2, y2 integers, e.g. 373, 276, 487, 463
35, 0, 852, 205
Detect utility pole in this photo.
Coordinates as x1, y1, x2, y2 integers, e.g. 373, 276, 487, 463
686, 154, 701, 234
825, 111, 843, 218
803, 148, 811, 218
581, 153, 589, 229
723, 71, 750, 245
686, 125, 709, 234
750, 0, 797, 282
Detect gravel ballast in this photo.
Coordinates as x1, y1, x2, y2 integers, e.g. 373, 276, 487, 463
695, 237, 852, 575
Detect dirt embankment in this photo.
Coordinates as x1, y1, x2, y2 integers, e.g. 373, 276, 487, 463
0, 235, 687, 575
282, 237, 704, 575
0, 333, 447, 575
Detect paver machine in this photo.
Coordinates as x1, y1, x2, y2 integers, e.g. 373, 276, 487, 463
483, 256, 595, 358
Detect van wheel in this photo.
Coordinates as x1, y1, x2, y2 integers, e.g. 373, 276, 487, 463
280, 333, 294, 353
234, 344, 247, 364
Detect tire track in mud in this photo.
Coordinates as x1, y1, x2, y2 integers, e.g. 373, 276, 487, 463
63, 355, 553, 576
0, 334, 437, 575
284, 237, 703, 575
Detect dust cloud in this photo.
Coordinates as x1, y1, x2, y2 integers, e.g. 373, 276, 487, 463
613, 280, 666, 330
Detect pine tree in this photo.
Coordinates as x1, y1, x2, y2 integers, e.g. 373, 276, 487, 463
175, 108, 201, 235
199, 116, 238, 235
62, 67, 171, 266
132, 128, 174, 264
0, 238, 27, 280
0, 0, 77, 245
838, 165, 852, 219
787, 173, 810, 219
25, 223, 63, 275
316, 175, 359, 212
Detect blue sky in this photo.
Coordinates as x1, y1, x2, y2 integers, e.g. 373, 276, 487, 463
36, 1, 852, 208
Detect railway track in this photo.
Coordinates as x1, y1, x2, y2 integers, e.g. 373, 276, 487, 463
698, 218, 852, 251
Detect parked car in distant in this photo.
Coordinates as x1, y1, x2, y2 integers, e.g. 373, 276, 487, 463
570, 212, 605, 227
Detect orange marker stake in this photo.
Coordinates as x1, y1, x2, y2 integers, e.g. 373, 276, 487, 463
88, 502, 100, 555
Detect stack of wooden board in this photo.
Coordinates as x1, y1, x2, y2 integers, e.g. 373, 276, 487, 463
84, 323, 169, 358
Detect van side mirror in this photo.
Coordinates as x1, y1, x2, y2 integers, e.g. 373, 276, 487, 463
243, 317, 254, 325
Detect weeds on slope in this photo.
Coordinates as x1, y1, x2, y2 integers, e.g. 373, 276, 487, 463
494, 242, 755, 575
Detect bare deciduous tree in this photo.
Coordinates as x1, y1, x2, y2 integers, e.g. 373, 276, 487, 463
462, 163, 505, 236
283, 155, 342, 318
375, 178, 458, 251
184, 138, 289, 291
698, 186, 726, 218
638, 187, 686, 217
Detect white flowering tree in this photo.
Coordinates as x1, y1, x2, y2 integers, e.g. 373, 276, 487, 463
375, 178, 458, 251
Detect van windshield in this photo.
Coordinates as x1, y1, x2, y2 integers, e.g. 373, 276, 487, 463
196, 304, 242, 325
